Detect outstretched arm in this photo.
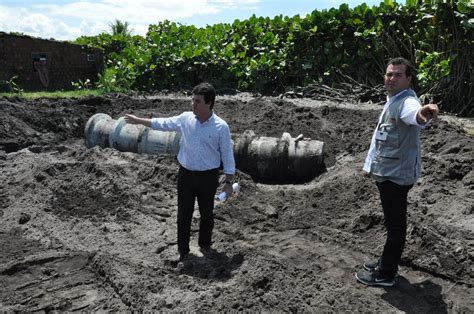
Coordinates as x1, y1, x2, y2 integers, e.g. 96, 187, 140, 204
124, 114, 152, 127
416, 104, 439, 125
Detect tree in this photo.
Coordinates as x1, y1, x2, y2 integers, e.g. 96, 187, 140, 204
109, 19, 133, 36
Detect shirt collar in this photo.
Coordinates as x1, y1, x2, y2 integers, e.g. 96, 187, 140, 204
195, 112, 215, 124
387, 88, 410, 102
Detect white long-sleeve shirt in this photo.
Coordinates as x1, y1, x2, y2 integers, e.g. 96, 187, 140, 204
151, 112, 235, 175
363, 89, 425, 173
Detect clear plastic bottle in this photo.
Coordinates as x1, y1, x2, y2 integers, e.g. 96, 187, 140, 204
215, 182, 241, 201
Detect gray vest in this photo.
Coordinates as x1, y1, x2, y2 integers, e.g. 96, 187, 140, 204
370, 89, 421, 185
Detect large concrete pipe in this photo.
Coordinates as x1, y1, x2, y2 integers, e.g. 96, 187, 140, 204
85, 113, 181, 155
84, 113, 324, 182
233, 130, 324, 183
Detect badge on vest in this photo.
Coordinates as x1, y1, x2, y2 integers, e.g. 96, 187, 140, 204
375, 130, 388, 141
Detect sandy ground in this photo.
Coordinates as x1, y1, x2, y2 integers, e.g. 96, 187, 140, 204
0, 93, 472, 312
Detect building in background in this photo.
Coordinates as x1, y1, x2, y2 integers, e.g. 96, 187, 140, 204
0, 32, 103, 92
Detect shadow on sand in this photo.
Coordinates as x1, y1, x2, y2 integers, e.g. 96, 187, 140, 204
382, 276, 447, 313
175, 249, 244, 281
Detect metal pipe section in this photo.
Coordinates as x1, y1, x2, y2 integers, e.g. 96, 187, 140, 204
233, 130, 324, 183
84, 113, 324, 182
85, 113, 180, 155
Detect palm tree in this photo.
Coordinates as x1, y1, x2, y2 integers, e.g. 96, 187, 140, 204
109, 19, 133, 36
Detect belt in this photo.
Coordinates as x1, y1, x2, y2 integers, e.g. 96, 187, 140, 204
179, 166, 218, 174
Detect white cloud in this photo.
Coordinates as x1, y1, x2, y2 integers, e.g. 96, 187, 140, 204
209, 0, 259, 8
0, 6, 76, 40
1, 0, 261, 40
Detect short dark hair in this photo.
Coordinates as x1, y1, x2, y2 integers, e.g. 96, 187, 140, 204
386, 57, 415, 78
192, 82, 216, 110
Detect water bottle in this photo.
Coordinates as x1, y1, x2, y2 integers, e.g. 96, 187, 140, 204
215, 182, 241, 201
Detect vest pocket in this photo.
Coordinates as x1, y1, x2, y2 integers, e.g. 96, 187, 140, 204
371, 152, 401, 178
383, 126, 400, 148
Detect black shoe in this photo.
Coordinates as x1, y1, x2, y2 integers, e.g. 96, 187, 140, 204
363, 260, 379, 272
363, 260, 399, 277
355, 269, 395, 287
179, 250, 189, 261
199, 246, 215, 256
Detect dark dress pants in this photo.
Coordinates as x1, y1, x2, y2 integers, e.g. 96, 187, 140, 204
376, 180, 413, 277
177, 166, 219, 255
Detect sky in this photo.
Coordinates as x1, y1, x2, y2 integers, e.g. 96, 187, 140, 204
0, 0, 382, 41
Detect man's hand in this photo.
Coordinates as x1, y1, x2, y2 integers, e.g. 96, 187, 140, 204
222, 183, 233, 198
417, 103, 439, 125
123, 114, 152, 127
124, 114, 139, 124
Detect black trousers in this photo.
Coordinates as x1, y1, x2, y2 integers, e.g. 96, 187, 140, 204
177, 166, 219, 255
376, 180, 413, 276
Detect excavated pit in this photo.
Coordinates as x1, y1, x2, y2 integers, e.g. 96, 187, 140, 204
0, 94, 472, 312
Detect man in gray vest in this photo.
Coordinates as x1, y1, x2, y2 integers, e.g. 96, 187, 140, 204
355, 57, 439, 287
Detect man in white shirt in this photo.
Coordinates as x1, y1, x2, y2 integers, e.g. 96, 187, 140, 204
124, 82, 235, 261
356, 57, 439, 287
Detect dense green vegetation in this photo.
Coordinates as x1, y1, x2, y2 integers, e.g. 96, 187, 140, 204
70, 0, 471, 116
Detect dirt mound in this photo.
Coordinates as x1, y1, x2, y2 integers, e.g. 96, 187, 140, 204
0, 94, 472, 311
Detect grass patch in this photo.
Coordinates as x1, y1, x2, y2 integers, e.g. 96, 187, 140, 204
0, 89, 106, 99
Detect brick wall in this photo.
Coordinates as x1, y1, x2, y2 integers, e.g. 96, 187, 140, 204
0, 32, 104, 91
